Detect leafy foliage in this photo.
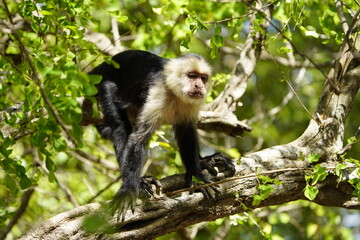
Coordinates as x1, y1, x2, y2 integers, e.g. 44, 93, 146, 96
252, 174, 283, 206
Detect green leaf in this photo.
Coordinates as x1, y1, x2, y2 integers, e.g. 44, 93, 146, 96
233, 192, 240, 198
347, 136, 357, 144
303, 185, 319, 201
19, 175, 32, 189
88, 74, 102, 85
307, 153, 320, 163
4, 174, 18, 191
45, 157, 57, 172
258, 184, 274, 197
48, 171, 58, 183
252, 194, 263, 206
210, 46, 218, 59
252, 174, 281, 206
192, 176, 204, 184
277, 46, 292, 53
84, 85, 98, 96
109, 11, 128, 23
311, 165, 328, 185
211, 35, 224, 47
0, 146, 13, 158
214, 25, 222, 35
195, 18, 208, 31
335, 163, 347, 178
181, 35, 191, 49
210, 34, 224, 59
52, 136, 67, 152
0, 137, 15, 158
1, 159, 14, 174
349, 178, 360, 201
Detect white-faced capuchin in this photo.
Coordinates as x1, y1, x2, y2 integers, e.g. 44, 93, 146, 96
90, 50, 235, 221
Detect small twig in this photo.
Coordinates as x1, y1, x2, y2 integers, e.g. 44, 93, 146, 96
111, 16, 121, 49
338, 126, 360, 155
205, 14, 250, 24
87, 175, 122, 203
243, 212, 267, 237
335, 0, 349, 34
82, 27, 134, 72
33, 151, 79, 207
343, 8, 360, 48
248, 65, 306, 124
264, 48, 319, 124
243, 1, 340, 94
0, 188, 35, 240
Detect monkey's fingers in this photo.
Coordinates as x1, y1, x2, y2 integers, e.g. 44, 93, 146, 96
212, 153, 236, 176
140, 176, 162, 198
193, 182, 220, 200
191, 173, 221, 200
199, 155, 218, 176
200, 153, 236, 177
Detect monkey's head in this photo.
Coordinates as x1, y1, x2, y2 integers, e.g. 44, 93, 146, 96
164, 54, 212, 104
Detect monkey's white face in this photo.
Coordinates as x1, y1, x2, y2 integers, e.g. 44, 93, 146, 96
184, 71, 209, 99
164, 56, 212, 104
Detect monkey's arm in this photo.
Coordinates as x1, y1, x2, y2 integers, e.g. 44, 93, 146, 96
173, 122, 206, 185
171, 123, 225, 199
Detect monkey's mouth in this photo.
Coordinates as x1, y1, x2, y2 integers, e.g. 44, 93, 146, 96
188, 91, 204, 99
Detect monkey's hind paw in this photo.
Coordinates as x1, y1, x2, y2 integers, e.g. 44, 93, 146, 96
200, 152, 236, 178
108, 189, 137, 222
140, 176, 162, 199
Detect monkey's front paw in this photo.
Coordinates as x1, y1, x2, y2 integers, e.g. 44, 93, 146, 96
109, 188, 137, 222
200, 152, 236, 177
140, 176, 162, 198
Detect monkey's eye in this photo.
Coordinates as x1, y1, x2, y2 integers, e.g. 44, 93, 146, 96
201, 75, 208, 83
187, 72, 198, 79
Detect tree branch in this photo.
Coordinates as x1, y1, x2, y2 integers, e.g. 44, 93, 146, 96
0, 188, 35, 240
17, 159, 360, 240
200, 2, 272, 136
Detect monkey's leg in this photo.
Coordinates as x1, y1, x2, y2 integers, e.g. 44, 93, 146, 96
110, 124, 155, 222
96, 81, 132, 166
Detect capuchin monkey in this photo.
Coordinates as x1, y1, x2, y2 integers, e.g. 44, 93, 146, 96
90, 50, 235, 221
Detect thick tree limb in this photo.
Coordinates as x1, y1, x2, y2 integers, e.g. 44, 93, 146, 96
17, 158, 359, 240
